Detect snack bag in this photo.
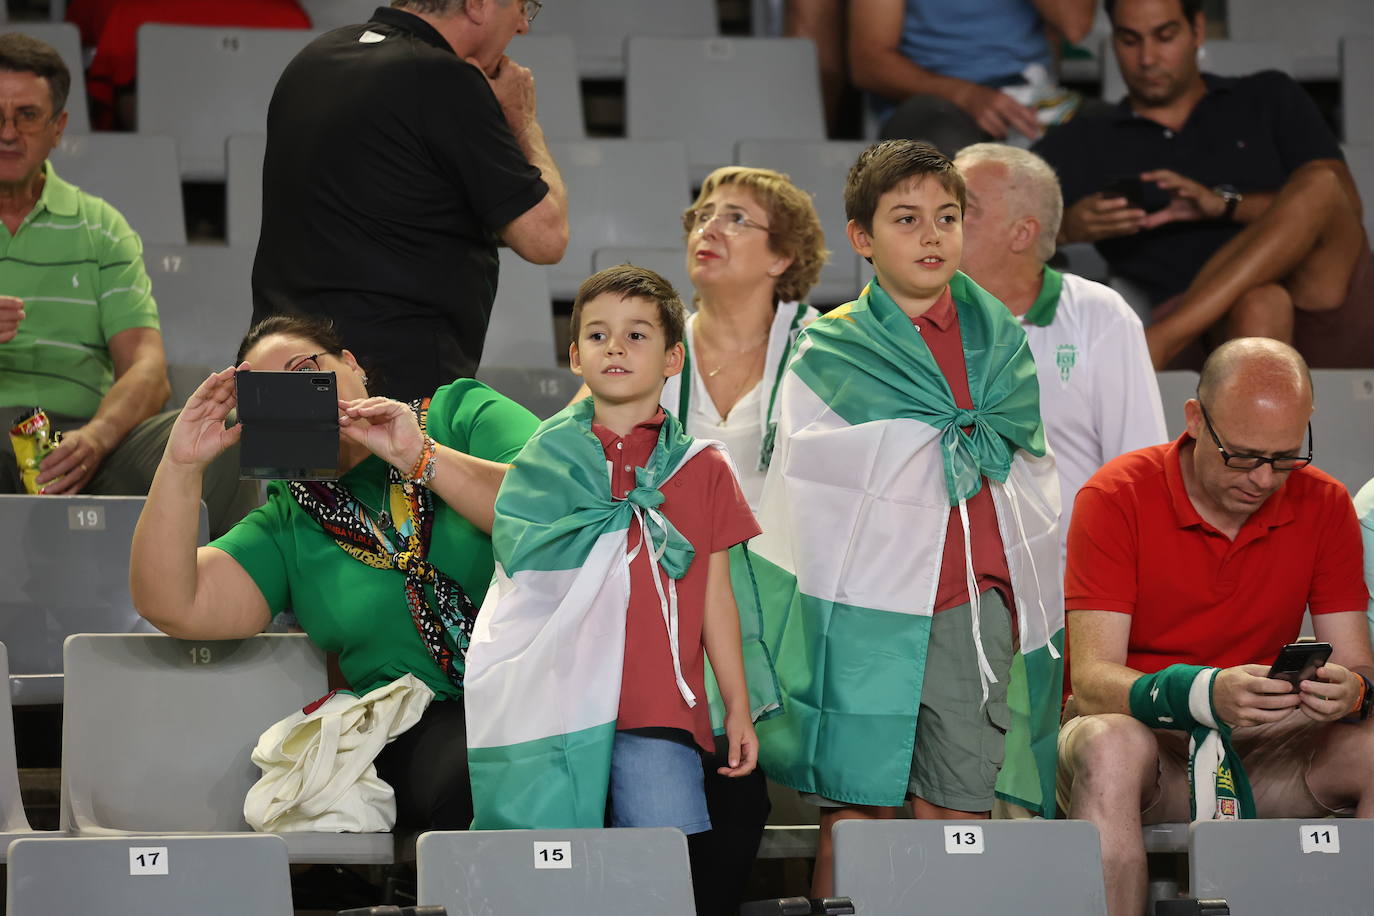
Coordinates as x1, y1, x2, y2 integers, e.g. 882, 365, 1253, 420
9, 408, 61, 494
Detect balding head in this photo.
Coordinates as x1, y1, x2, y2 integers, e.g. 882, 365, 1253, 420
1197, 337, 1313, 414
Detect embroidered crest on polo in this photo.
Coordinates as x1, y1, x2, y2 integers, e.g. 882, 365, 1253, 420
1055, 343, 1077, 383
359, 30, 385, 44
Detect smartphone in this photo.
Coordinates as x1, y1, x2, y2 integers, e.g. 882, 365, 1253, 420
1102, 175, 1171, 213
235, 370, 340, 480
1266, 641, 1334, 689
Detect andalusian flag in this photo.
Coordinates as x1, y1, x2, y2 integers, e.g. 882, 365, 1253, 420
464, 398, 779, 830
752, 273, 1065, 817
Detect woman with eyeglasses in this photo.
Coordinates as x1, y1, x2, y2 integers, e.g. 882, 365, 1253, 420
129, 314, 539, 833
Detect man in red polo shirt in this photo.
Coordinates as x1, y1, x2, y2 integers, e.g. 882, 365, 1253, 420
1058, 337, 1374, 916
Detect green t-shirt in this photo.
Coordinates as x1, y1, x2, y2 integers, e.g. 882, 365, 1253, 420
210, 379, 539, 700
0, 162, 159, 417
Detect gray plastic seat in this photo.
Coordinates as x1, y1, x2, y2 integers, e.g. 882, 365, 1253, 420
1229, 0, 1374, 80
1191, 819, 1373, 914
49, 134, 186, 245
1309, 369, 1374, 494
1343, 39, 1374, 145
0, 495, 207, 705
832, 819, 1107, 914
735, 140, 868, 305
547, 139, 693, 298
226, 133, 266, 249
1154, 370, 1199, 440
142, 243, 256, 405
1346, 144, 1374, 237
484, 249, 557, 368
475, 365, 581, 420
298, 0, 378, 30
628, 37, 825, 185
417, 828, 695, 914
137, 24, 319, 179
0, 643, 52, 860
506, 34, 585, 139
593, 246, 694, 306
1, 23, 89, 132
533, 0, 717, 79
61, 633, 394, 864
1102, 39, 1295, 102
7, 833, 293, 915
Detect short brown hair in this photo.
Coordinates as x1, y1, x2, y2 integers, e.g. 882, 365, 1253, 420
0, 33, 71, 114
844, 140, 966, 233
683, 166, 828, 304
570, 265, 686, 350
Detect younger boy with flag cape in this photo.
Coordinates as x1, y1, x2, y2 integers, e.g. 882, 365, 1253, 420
464, 266, 773, 901
749, 141, 1066, 898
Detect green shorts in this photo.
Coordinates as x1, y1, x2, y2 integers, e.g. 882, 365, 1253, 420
805, 590, 1014, 812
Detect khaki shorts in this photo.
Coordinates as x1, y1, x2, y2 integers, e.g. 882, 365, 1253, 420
1057, 709, 1352, 821
806, 591, 1014, 813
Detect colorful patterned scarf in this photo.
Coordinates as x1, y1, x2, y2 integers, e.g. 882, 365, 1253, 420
288, 398, 477, 690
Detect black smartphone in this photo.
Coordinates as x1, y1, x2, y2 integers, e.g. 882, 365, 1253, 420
1102, 175, 1171, 213
1266, 641, 1334, 689
235, 370, 340, 480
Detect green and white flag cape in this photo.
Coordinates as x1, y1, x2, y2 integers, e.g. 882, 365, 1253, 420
464, 398, 779, 830
751, 273, 1066, 816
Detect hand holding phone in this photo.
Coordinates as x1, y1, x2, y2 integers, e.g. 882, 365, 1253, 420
1266, 641, 1334, 691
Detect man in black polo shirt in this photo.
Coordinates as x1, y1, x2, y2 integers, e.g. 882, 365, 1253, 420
252, 0, 568, 400
1032, 0, 1372, 371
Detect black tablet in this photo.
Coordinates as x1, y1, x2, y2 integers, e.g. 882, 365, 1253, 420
235, 370, 340, 480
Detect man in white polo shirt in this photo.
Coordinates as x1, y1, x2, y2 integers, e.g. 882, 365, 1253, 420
954, 143, 1165, 540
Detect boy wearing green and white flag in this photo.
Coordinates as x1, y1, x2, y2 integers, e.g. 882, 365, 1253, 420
750, 141, 1065, 897
464, 267, 765, 889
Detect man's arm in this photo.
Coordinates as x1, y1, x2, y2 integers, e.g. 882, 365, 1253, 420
36, 326, 170, 494
847, 0, 1041, 139
1031, 0, 1096, 43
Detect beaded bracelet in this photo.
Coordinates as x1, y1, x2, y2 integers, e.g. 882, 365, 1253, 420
407, 435, 438, 487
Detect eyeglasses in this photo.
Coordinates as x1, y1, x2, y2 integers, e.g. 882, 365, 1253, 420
520, 0, 542, 22
0, 108, 56, 135
288, 353, 324, 372
687, 208, 772, 238
1198, 402, 1313, 471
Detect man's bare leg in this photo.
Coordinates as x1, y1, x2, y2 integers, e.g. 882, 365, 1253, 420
1306, 715, 1374, 818
1062, 716, 1161, 916
811, 804, 897, 898
1146, 162, 1366, 368
908, 796, 989, 820
1223, 283, 1294, 343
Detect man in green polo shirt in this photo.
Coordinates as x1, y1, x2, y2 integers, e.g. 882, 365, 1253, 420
0, 33, 247, 533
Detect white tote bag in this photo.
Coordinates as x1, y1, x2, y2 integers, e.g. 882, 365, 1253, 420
245, 674, 434, 833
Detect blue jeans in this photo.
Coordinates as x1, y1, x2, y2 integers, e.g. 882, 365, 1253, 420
608, 730, 712, 835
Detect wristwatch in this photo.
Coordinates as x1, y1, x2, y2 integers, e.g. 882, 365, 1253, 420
1213, 184, 1243, 221
1342, 673, 1374, 723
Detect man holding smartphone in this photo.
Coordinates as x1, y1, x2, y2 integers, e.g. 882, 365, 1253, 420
1058, 338, 1374, 916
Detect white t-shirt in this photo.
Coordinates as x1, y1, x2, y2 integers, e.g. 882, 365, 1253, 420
1020, 269, 1167, 543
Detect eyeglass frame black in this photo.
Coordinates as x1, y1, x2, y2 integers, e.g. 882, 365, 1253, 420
0, 108, 59, 134
1197, 401, 1314, 471
288, 352, 325, 372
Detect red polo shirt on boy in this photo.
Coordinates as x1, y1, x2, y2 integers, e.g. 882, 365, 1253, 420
592, 409, 761, 752
912, 287, 1014, 613
1065, 434, 1369, 674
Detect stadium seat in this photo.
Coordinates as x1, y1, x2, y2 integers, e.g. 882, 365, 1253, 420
474, 366, 581, 419
226, 134, 266, 249
736, 140, 868, 305
142, 244, 256, 405
593, 247, 694, 305
61, 633, 394, 864
484, 249, 557, 368
547, 139, 693, 298
298, 0, 377, 30
1191, 819, 1374, 914
0, 495, 207, 705
137, 25, 319, 180
756, 777, 820, 859
506, 34, 585, 139
1342, 39, 1374, 145
3, 23, 89, 132
1058, 242, 1111, 283
49, 134, 186, 245
1102, 40, 1295, 102
1345, 144, 1374, 237
1308, 369, 1374, 494
7, 834, 293, 915
627, 37, 825, 185
832, 819, 1107, 914
417, 828, 696, 914
533, 0, 718, 79
1229, 0, 1374, 81
0, 643, 51, 860
1154, 370, 1198, 439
